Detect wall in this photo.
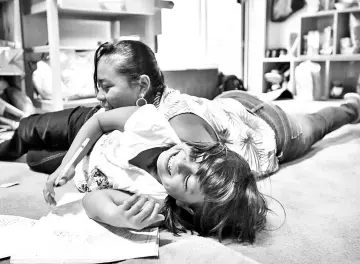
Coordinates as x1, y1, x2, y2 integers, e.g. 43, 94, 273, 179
266, 0, 319, 49
206, 0, 243, 77
245, 0, 267, 93
158, 0, 243, 78
267, 8, 308, 49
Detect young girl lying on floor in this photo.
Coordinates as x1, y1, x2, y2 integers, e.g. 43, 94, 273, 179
44, 104, 265, 243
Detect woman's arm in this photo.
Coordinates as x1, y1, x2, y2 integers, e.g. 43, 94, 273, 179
82, 189, 165, 230
169, 113, 217, 143
61, 106, 140, 174
44, 106, 139, 206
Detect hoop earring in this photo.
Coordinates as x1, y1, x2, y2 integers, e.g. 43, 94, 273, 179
136, 94, 147, 107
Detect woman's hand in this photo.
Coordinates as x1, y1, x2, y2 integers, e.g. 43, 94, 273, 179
83, 190, 165, 230
43, 164, 76, 207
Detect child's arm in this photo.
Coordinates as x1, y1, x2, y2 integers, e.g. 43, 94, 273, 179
59, 106, 140, 181
44, 106, 139, 206
82, 189, 165, 230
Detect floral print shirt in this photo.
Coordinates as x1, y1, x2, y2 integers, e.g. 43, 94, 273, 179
158, 88, 279, 176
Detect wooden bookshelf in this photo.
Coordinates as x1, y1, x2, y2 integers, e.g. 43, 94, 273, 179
263, 6, 360, 99
34, 97, 99, 112
20, 0, 172, 111
26, 0, 154, 18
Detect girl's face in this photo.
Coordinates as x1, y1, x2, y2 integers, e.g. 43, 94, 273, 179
157, 144, 205, 207
96, 56, 140, 110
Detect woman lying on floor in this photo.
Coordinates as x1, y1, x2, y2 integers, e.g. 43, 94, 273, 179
44, 84, 360, 244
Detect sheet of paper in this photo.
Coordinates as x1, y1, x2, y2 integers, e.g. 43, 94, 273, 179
8, 193, 159, 264
0, 215, 37, 259
0, 215, 37, 228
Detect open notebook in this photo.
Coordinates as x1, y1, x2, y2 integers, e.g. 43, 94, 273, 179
0, 193, 159, 263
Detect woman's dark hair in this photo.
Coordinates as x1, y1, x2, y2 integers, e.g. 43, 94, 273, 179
160, 142, 268, 243
93, 40, 165, 101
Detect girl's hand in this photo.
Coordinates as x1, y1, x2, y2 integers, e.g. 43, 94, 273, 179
108, 194, 165, 230
43, 165, 76, 207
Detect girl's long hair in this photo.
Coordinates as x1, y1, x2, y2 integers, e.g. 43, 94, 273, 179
160, 141, 268, 243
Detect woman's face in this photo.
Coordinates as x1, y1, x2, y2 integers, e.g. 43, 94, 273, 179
96, 56, 140, 110
157, 144, 205, 207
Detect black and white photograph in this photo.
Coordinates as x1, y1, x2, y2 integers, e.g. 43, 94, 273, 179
1, 0, 359, 263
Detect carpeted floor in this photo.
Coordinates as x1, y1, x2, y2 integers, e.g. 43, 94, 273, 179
1, 99, 360, 264
232, 124, 360, 264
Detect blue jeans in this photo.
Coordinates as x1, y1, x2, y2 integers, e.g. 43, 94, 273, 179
0, 106, 99, 174
222, 91, 357, 163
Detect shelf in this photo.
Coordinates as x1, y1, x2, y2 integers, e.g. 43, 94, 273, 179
0, 72, 23, 76
302, 9, 336, 18
263, 57, 293, 63
63, 97, 99, 108
34, 97, 99, 112
263, 55, 330, 62
28, 1, 154, 20
296, 54, 360, 61
336, 6, 360, 14
21, 0, 166, 111
296, 55, 333, 61
26, 45, 98, 53
263, 4, 360, 98
301, 7, 360, 18
329, 54, 360, 61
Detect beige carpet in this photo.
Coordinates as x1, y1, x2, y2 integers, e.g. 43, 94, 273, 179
232, 124, 360, 264
1, 100, 360, 264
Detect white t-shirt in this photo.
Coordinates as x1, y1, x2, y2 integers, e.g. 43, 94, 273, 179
73, 104, 181, 202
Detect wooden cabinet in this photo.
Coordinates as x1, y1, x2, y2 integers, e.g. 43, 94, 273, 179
21, 0, 170, 111
263, 7, 360, 100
